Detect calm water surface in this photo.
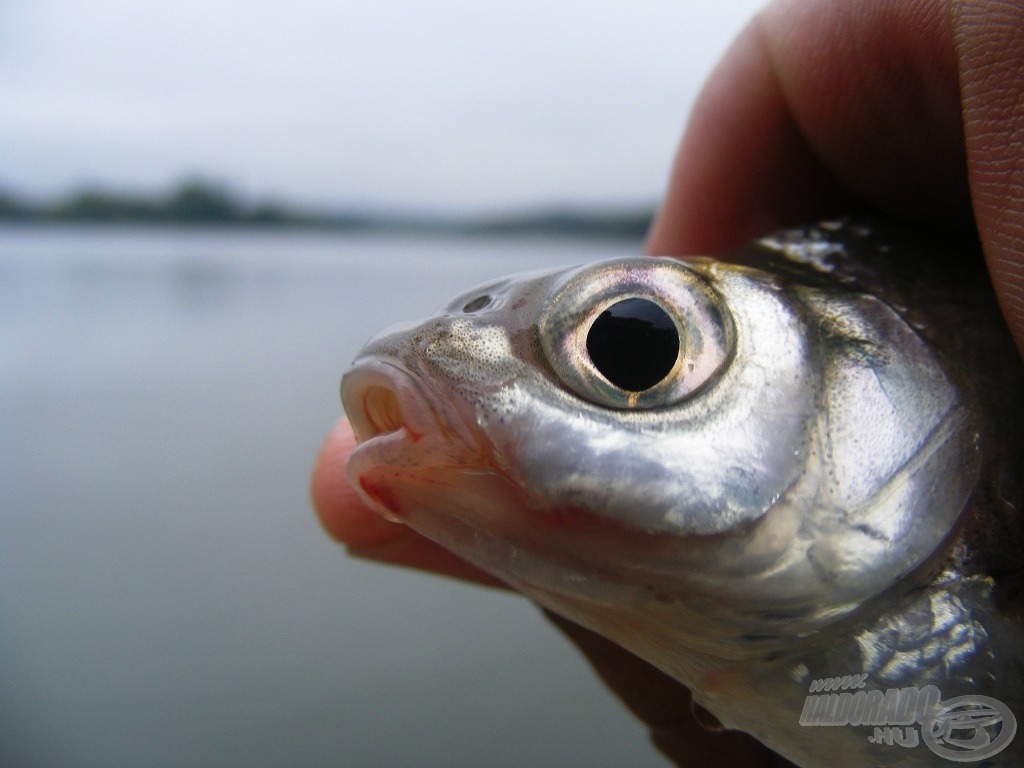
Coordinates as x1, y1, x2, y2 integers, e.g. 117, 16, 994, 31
0, 226, 669, 768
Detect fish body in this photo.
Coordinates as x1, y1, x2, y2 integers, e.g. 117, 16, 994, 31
341, 221, 1024, 766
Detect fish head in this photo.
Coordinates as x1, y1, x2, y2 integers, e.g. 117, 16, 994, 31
342, 250, 979, 674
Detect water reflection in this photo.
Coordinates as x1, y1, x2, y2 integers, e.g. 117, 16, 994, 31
166, 258, 236, 313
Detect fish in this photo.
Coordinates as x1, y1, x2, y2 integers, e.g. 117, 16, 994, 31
340, 220, 1024, 766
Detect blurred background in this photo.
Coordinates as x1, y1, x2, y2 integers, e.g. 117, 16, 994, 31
1, 2, 764, 766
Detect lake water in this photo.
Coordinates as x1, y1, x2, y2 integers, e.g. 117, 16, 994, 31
0, 226, 670, 767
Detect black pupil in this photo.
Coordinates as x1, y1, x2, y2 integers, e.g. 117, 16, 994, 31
585, 298, 679, 392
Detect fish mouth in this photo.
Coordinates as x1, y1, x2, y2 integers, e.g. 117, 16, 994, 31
342, 361, 430, 446
343, 356, 493, 456
341, 359, 496, 523
341, 359, 692, 560
340, 360, 626, 582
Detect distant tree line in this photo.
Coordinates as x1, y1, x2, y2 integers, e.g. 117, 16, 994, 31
0, 179, 324, 226
0, 179, 653, 239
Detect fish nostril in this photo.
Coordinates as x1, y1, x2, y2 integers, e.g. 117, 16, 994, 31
364, 385, 404, 436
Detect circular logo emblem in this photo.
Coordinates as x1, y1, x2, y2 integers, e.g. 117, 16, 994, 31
922, 695, 1016, 762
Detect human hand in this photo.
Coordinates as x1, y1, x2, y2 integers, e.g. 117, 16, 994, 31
646, 0, 1024, 357
311, 1, 1024, 766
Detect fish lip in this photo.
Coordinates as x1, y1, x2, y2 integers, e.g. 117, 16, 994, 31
341, 360, 420, 444
341, 357, 522, 531
343, 359, 441, 446
341, 357, 483, 468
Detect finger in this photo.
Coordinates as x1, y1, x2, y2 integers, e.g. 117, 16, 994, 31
646, 17, 860, 256
310, 418, 405, 546
954, 1, 1024, 356
756, 0, 968, 227
648, 0, 968, 259
647, 0, 1024, 357
310, 418, 507, 588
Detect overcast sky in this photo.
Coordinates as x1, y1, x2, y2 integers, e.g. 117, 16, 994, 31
1, 1, 764, 212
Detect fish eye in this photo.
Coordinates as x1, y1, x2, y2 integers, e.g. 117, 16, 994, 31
539, 257, 733, 410
585, 298, 679, 391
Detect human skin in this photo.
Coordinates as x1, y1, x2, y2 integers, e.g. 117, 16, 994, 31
310, 1, 1024, 765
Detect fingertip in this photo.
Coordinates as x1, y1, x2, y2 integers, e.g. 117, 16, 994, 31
348, 533, 510, 589
644, 13, 854, 258
310, 418, 408, 547
310, 418, 510, 589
